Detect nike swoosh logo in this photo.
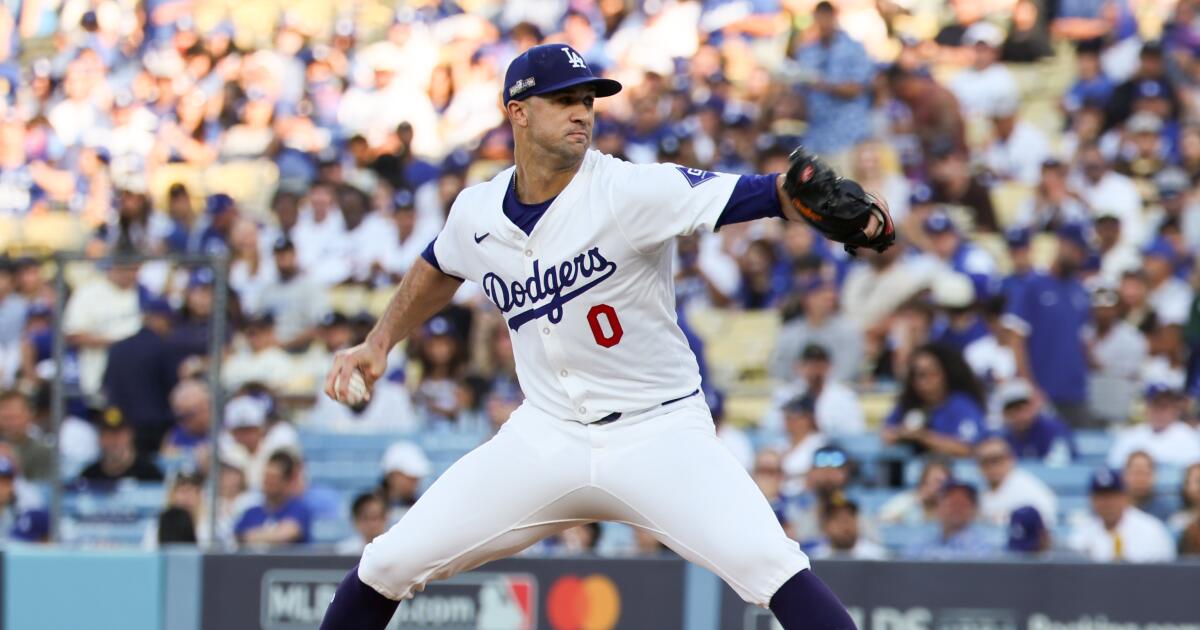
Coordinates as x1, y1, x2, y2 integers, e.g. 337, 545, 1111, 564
474, 232, 489, 243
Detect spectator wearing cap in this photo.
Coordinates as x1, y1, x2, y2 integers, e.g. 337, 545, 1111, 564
256, 236, 330, 351
1085, 281, 1147, 423
1006, 505, 1052, 555
921, 212, 999, 304
996, 379, 1076, 463
374, 188, 439, 281
1114, 112, 1170, 192
981, 91, 1051, 186
1071, 144, 1144, 248
235, 451, 312, 547
218, 394, 300, 490
414, 315, 468, 424
162, 184, 196, 255
78, 406, 164, 483
790, 445, 858, 545
1141, 238, 1193, 325
222, 313, 295, 392
770, 278, 863, 386
793, 1, 875, 163
778, 395, 828, 486
0, 391, 52, 480
378, 441, 431, 525
976, 436, 1059, 527
810, 495, 888, 560
949, 22, 1020, 120
1069, 468, 1176, 562
1105, 41, 1181, 132
1017, 159, 1089, 232
1122, 451, 1176, 522
292, 181, 352, 286
1149, 168, 1200, 254
1001, 227, 1037, 299
163, 378, 212, 462
338, 492, 388, 555
188, 193, 238, 257
340, 184, 400, 283
1118, 269, 1157, 333
62, 258, 143, 396
926, 144, 1000, 232
884, 344, 987, 457
880, 458, 952, 526
929, 272, 987, 353
170, 268, 225, 361
1001, 224, 1093, 426
908, 480, 998, 559
735, 240, 789, 310
770, 343, 864, 437
102, 297, 180, 454
1108, 383, 1200, 468
0, 454, 42, 543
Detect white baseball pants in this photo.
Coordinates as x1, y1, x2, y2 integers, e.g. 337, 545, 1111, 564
357, 395, 810, 606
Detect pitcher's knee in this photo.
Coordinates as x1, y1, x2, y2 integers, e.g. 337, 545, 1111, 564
722, 538, 811, 606
357, 536, 435, 601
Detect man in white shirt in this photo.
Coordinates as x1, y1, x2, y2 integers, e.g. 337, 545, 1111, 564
292, 182, 353, 286
222, 314, 298, 393
1071, 145, 1145, 249
982, 93, 1051, 186
770, 278, 864, 385
62, 260, 143, 397
949, 23, 1020, 120
976, 437, 1058, 526
1086, 283, 1147, 423
769, 343, 865, 436
779, 396, 828, 491
1069, 468, 1176, 562
1108, 383, 1200, 468
257, 238, 331, 351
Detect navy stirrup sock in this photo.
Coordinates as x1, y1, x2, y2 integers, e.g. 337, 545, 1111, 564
769, 569, 856, 630
319, 564, 400, 630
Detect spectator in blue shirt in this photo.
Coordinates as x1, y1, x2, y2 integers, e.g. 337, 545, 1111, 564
907, 480, 998, 559
794, 2, 875, 159
1002, 224, 1092, 426
923, 212, 999, 301
884, 344, 987, 457
162, 379, 211, 463
996, 379, 1076, 464
1062, 40, 1113, 118
234, 451, 312, 546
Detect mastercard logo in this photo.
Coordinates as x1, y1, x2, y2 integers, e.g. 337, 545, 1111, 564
545, 574, 621, 630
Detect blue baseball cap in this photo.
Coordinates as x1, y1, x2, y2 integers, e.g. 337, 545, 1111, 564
188, 268, 215, 289
1003, 226, 1032, 249
206, 193, 235, 216
141, 297, 173, 317
503, 44, 621, 105
923, 212, 955, 235
0, 455, 14, 477
1056, 222, 1089, 249
1006, 506, 1046, 552
1141, 238, 1175, 261
940, 479, 979, 503
424, 315, 457, 338
909, 182, 933, 205
1089, 468, 1125, 493
1144, 381, 1180, 400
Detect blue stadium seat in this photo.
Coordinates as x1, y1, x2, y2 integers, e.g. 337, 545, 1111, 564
1023, 463, 1093, 494
879, 523, 938, 552
1073, 430, 1114, 465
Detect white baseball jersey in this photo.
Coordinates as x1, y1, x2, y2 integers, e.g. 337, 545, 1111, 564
430, 149, 757, 422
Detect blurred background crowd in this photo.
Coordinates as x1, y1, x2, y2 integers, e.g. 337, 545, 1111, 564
0, 0, 1196, 564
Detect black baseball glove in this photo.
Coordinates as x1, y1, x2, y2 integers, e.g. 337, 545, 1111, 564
781, 147, 896, 255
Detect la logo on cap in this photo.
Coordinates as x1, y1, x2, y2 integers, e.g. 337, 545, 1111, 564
562, 47, 586, 69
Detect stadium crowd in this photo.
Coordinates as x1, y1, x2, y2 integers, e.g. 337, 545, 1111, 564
0, 0, 1196, 563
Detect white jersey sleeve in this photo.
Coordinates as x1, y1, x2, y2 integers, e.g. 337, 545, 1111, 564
600, 158, 742, 253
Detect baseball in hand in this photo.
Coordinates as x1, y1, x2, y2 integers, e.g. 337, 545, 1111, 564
341, 369, 370, 406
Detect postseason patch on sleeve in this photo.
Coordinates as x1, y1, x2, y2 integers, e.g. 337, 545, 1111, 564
675, 166, 718, 188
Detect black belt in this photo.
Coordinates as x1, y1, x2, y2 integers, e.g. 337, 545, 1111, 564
593, 389, 701, 425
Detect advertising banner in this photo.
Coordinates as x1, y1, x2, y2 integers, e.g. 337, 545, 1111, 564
200, 554, 685, 630
724, 560, 1200, 630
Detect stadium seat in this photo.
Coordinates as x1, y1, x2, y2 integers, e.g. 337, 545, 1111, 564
1023, 463, 1094, 494
1073, 430, 1114, 465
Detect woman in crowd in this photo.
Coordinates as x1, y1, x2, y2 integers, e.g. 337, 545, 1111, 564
883, 343, 987, 457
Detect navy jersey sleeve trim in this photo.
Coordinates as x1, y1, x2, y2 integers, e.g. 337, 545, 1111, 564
420, 237, 464, 281
715, 173, 783, 229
